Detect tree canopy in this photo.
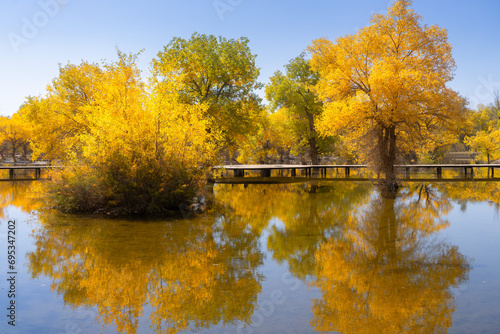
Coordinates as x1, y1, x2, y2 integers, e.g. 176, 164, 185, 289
24, 51, 218, 215
0, 112, 32, 162
464, 100, 500, 163
266, 53, 337, 164
309, 0, 467, 190
152, 33, 262, 152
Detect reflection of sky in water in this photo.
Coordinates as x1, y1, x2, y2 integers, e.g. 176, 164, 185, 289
442, 201, 500, 333
0, 181, 499, 333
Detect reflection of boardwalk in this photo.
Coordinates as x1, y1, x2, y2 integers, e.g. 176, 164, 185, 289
214, 164, 500, 181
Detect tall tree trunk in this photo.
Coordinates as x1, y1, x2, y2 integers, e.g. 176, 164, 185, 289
22, 142, 30, 161
309, 137, 319, 165
306, 111, 319, 165
378, 125, 398, 193
11, 144, 17, 163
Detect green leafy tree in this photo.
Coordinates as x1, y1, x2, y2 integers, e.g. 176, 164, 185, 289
266, 53, 336, 164
152, 33, 262, 154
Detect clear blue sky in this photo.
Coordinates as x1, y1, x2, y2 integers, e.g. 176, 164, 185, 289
1, 0, 499, 116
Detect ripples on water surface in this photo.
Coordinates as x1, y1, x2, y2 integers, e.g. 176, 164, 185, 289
0, 180, 499, 333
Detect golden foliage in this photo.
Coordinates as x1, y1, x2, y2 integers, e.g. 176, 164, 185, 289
236, 108, 296, 164
309, 0, 467, 182
22, 61, 102, 161
24, 51, 218, 215
436, 181, 500, 209
0, 112, 32, 161
465, 128, 500, 163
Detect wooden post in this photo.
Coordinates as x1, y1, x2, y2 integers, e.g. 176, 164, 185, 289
492, 167, 495, 178
437, 167, 442, 179
345, 167, 350, 177
291, 168, 296, 177
9, 168, 14, 180
405, 167, 410, 179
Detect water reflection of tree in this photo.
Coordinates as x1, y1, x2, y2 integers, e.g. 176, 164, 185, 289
434, 181, 500, 211
27, 214, 263, 334
215, 182, 373, 279
311, 184, 471, 333
0, 181, 39, 217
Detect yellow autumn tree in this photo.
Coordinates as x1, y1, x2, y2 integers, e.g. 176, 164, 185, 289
0, 113, 32, 162
23, 61, 102, 162
25, 51, 218, 215
465, 128, 500, 163
309, 0, 467, 191
236, 107, 296, 164
463, 102, 500, 163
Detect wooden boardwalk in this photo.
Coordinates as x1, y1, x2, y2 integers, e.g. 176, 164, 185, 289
0, 165, 61, 180
214, 164, 500, 180
3, 163, 500, 181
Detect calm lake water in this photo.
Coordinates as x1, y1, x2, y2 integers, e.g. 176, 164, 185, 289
0, 179, 499, 333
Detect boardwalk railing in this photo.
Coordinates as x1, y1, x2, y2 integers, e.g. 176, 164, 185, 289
0, 165, 63, 180
214, 164, 500, 180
